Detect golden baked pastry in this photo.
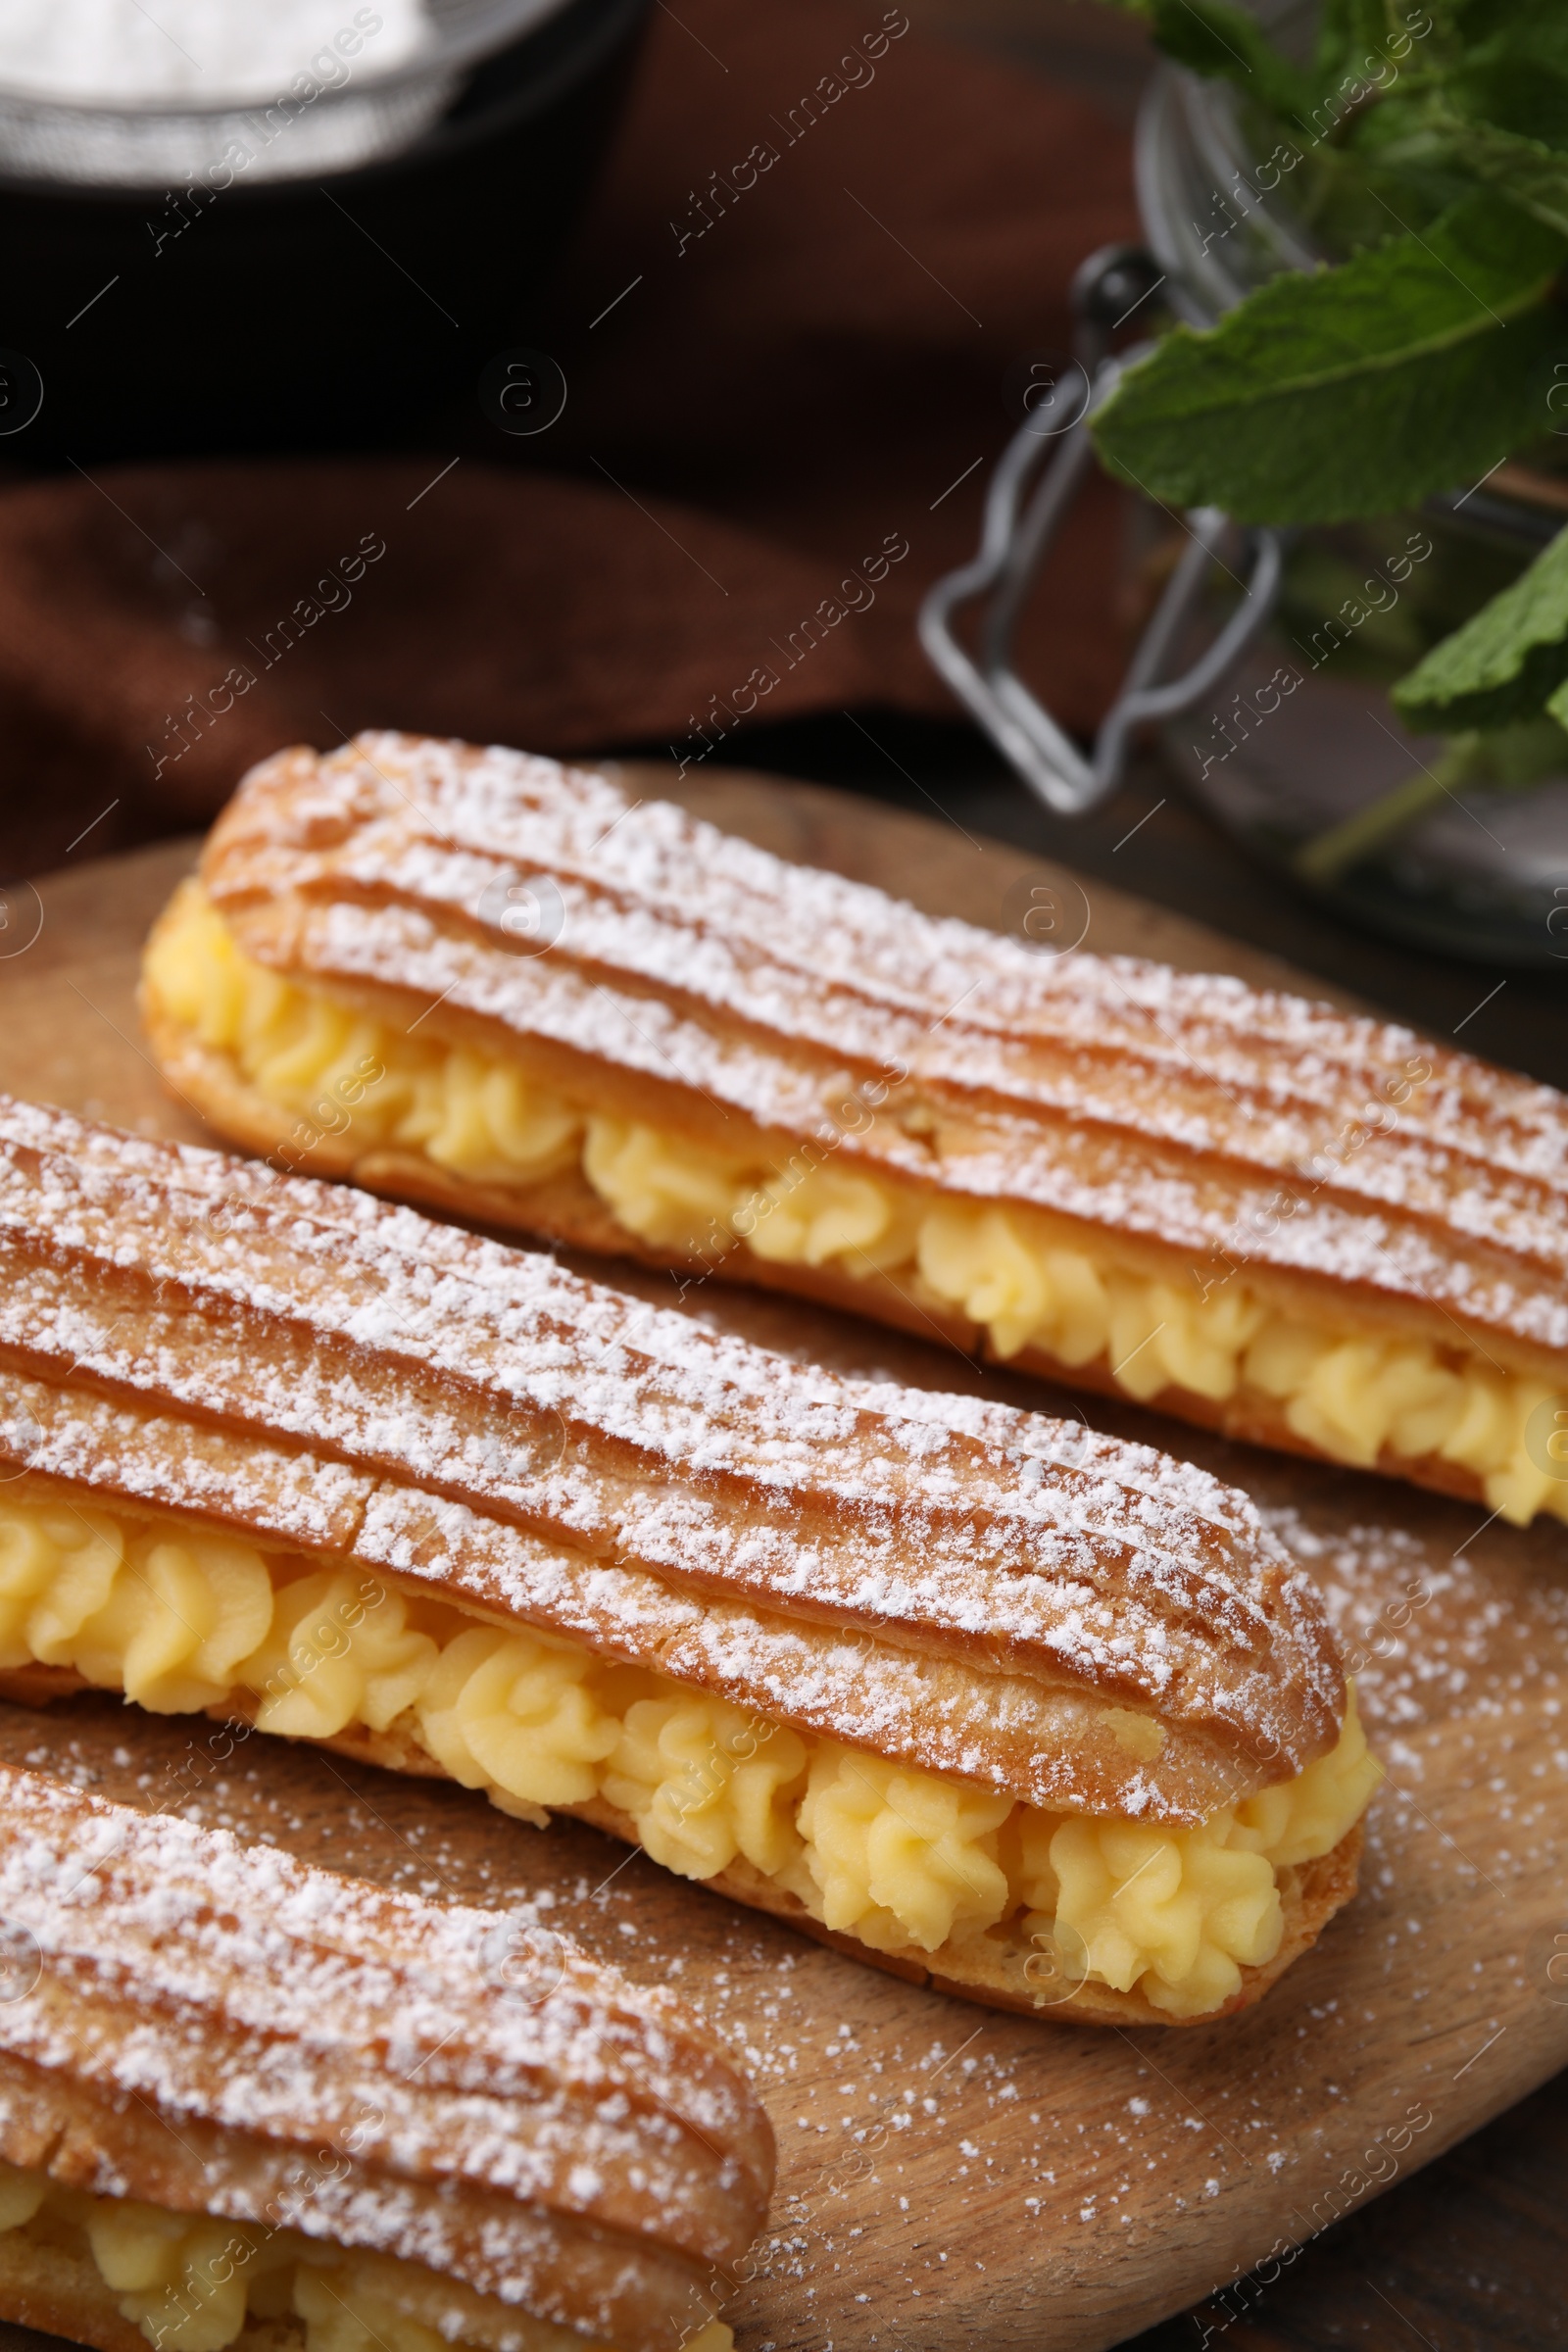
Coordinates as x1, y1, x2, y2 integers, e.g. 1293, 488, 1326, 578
141, 731, 1568, 1527
0, 1096, 1374, 2025
0, 1761, 769, 2352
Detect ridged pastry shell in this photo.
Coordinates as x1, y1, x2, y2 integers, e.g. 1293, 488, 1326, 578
139, 733, 1568, 1520
0, 1763, 772, 2352
0, 1094, 1365, 2024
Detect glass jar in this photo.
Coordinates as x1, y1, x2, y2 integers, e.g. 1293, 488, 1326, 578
1132, 32, 1568, 966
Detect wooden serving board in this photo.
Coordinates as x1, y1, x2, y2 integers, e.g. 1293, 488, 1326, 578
3, 766, 1566, 2352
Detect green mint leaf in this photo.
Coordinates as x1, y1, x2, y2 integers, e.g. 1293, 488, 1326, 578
1091, 193, 1567, 525
1315, 0, 1397, 62
1457, 1, 1568, 81
1133, 0, 1315, 125
1456, 56, 1568, 147
1313, 1, 1459, 98
1415, 61, 1568, 236
1426, 112, 1568, 235
1393, 520, 1568, 729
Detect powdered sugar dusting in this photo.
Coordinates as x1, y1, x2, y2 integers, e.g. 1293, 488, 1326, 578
0, 1764, 771, 2345
0, 1095, 1344, 1814
201, 734, 1568, 1354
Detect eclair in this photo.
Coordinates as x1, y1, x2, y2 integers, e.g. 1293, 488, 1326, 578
0, 1097, 1376, 2026
141, 730, 1568, 1527
0, 1763, 769, 2352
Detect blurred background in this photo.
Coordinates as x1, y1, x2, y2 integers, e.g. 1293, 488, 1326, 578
0, 0, 1561, 1091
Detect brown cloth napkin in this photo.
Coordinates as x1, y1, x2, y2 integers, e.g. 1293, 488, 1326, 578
0, 0, 1137, 878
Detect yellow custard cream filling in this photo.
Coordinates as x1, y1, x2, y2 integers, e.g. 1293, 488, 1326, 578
146, 891, 1568, 1527
0, 2157, 733, 2352
0, 1500, 1378, 2019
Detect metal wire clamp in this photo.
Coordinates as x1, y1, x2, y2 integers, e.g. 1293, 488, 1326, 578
917, 244, 1288, 818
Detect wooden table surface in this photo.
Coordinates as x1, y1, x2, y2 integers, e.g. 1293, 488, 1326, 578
2, 767, 1566, 2352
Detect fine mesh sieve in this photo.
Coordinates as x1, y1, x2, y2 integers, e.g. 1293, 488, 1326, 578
0, 0, 573, 186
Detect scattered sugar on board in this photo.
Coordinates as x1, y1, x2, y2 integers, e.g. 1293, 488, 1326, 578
0, 1082, 1561, 2332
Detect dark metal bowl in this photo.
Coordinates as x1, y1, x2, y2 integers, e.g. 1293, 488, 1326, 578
0, 0, 649, 464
